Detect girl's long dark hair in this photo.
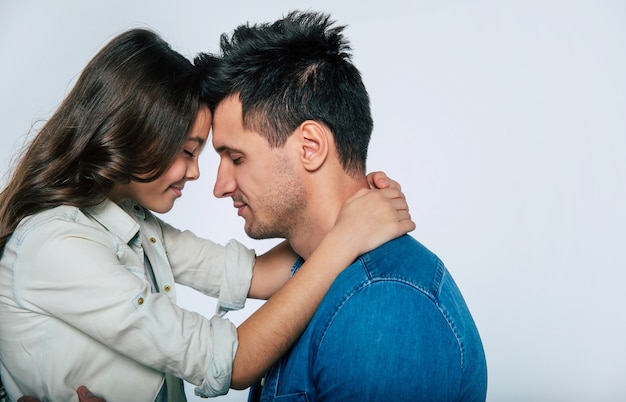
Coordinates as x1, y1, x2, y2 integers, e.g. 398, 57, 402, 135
0, 28, 203, 255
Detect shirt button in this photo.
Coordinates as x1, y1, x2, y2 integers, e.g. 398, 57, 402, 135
164, 285, 171, 292
149, 237, 157, 243
137, 297, 144, 305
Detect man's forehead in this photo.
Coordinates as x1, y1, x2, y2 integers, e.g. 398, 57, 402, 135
212, 96, 242, 141
214, 94, 242, 118
212, 98, 270, 156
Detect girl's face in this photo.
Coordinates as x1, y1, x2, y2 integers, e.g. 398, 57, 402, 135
110, 106, 212, 213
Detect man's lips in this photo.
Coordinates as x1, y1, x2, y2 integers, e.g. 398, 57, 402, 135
233, 201, 246, 216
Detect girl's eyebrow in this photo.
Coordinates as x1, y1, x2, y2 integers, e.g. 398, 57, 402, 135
187, 136, 206, 146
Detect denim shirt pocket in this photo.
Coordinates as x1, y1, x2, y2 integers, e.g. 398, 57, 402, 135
258, 363, 310, 402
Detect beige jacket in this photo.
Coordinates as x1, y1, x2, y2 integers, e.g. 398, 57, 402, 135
0, 199, 254, 401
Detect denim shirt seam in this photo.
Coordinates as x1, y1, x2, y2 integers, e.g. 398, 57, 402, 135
434, 261, 467, 372
314, 268, 444, 359
321, 255, 466, 373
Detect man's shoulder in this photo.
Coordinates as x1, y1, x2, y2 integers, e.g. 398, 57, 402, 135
373, 234, 440, 260
357, 234, 445, 283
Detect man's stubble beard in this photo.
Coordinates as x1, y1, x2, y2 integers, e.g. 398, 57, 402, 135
245, 160, 308, 241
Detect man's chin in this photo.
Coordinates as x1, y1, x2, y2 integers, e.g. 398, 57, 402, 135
244, 225, 278, 240
243, 225, 257, 239
245, 230, 264, 240
243, 221, 270, 240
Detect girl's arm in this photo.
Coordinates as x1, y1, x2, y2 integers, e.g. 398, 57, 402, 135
231, 183, 415, 389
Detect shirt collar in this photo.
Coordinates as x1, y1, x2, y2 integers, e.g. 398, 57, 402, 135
82, 198, 141, 244
291, 257, 305, 277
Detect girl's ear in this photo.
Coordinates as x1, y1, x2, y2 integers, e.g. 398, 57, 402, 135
298, 120, 329, 172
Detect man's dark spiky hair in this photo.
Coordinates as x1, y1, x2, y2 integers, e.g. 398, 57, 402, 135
196, 10, 373, 175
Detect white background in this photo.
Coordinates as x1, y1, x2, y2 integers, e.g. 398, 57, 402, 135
1, 1, 625, 401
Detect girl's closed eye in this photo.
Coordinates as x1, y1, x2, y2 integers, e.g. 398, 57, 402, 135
183, 137, 205, 158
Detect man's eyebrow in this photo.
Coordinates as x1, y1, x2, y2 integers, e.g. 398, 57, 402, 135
214, 145, 238, 154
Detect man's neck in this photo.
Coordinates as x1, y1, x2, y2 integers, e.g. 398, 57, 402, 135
289, 173, 368, 260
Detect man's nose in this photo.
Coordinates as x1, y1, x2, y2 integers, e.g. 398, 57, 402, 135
213, 161, 235, 198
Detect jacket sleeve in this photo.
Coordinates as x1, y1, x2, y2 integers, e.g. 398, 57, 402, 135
156, 216, 255, 314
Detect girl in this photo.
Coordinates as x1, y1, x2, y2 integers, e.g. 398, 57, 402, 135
0, 29, 413, 401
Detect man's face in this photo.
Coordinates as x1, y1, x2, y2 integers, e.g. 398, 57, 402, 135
212, 95, 306, 240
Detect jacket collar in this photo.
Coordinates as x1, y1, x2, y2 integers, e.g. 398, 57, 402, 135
82, 198, 141, 245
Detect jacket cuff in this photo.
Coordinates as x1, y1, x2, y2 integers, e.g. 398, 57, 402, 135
194, 315, 238, 397
216, 239, 255, 317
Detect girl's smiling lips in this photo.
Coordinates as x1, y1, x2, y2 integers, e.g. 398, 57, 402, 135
170, 185, 183, 197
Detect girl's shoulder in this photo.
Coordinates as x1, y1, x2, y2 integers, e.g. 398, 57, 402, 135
16, 205, 84, 232
13, 202, 128, 244
7, 205, 99, 257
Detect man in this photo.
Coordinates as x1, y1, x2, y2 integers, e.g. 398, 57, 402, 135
196, 10, 488, 401
16, 386, 104, 402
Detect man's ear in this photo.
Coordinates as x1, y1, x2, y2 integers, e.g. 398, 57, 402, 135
298, 120, 329, 172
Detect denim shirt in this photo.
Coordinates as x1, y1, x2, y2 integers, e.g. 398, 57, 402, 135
0, 199, 255, 402
250, 235, 487, 402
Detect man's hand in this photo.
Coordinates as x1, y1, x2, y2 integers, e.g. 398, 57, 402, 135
76, 386, 105, 402
17, 386, 105, 402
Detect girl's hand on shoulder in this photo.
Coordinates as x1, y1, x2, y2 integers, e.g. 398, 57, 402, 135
333, 176, 415, 257
366, 170, 402, 190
